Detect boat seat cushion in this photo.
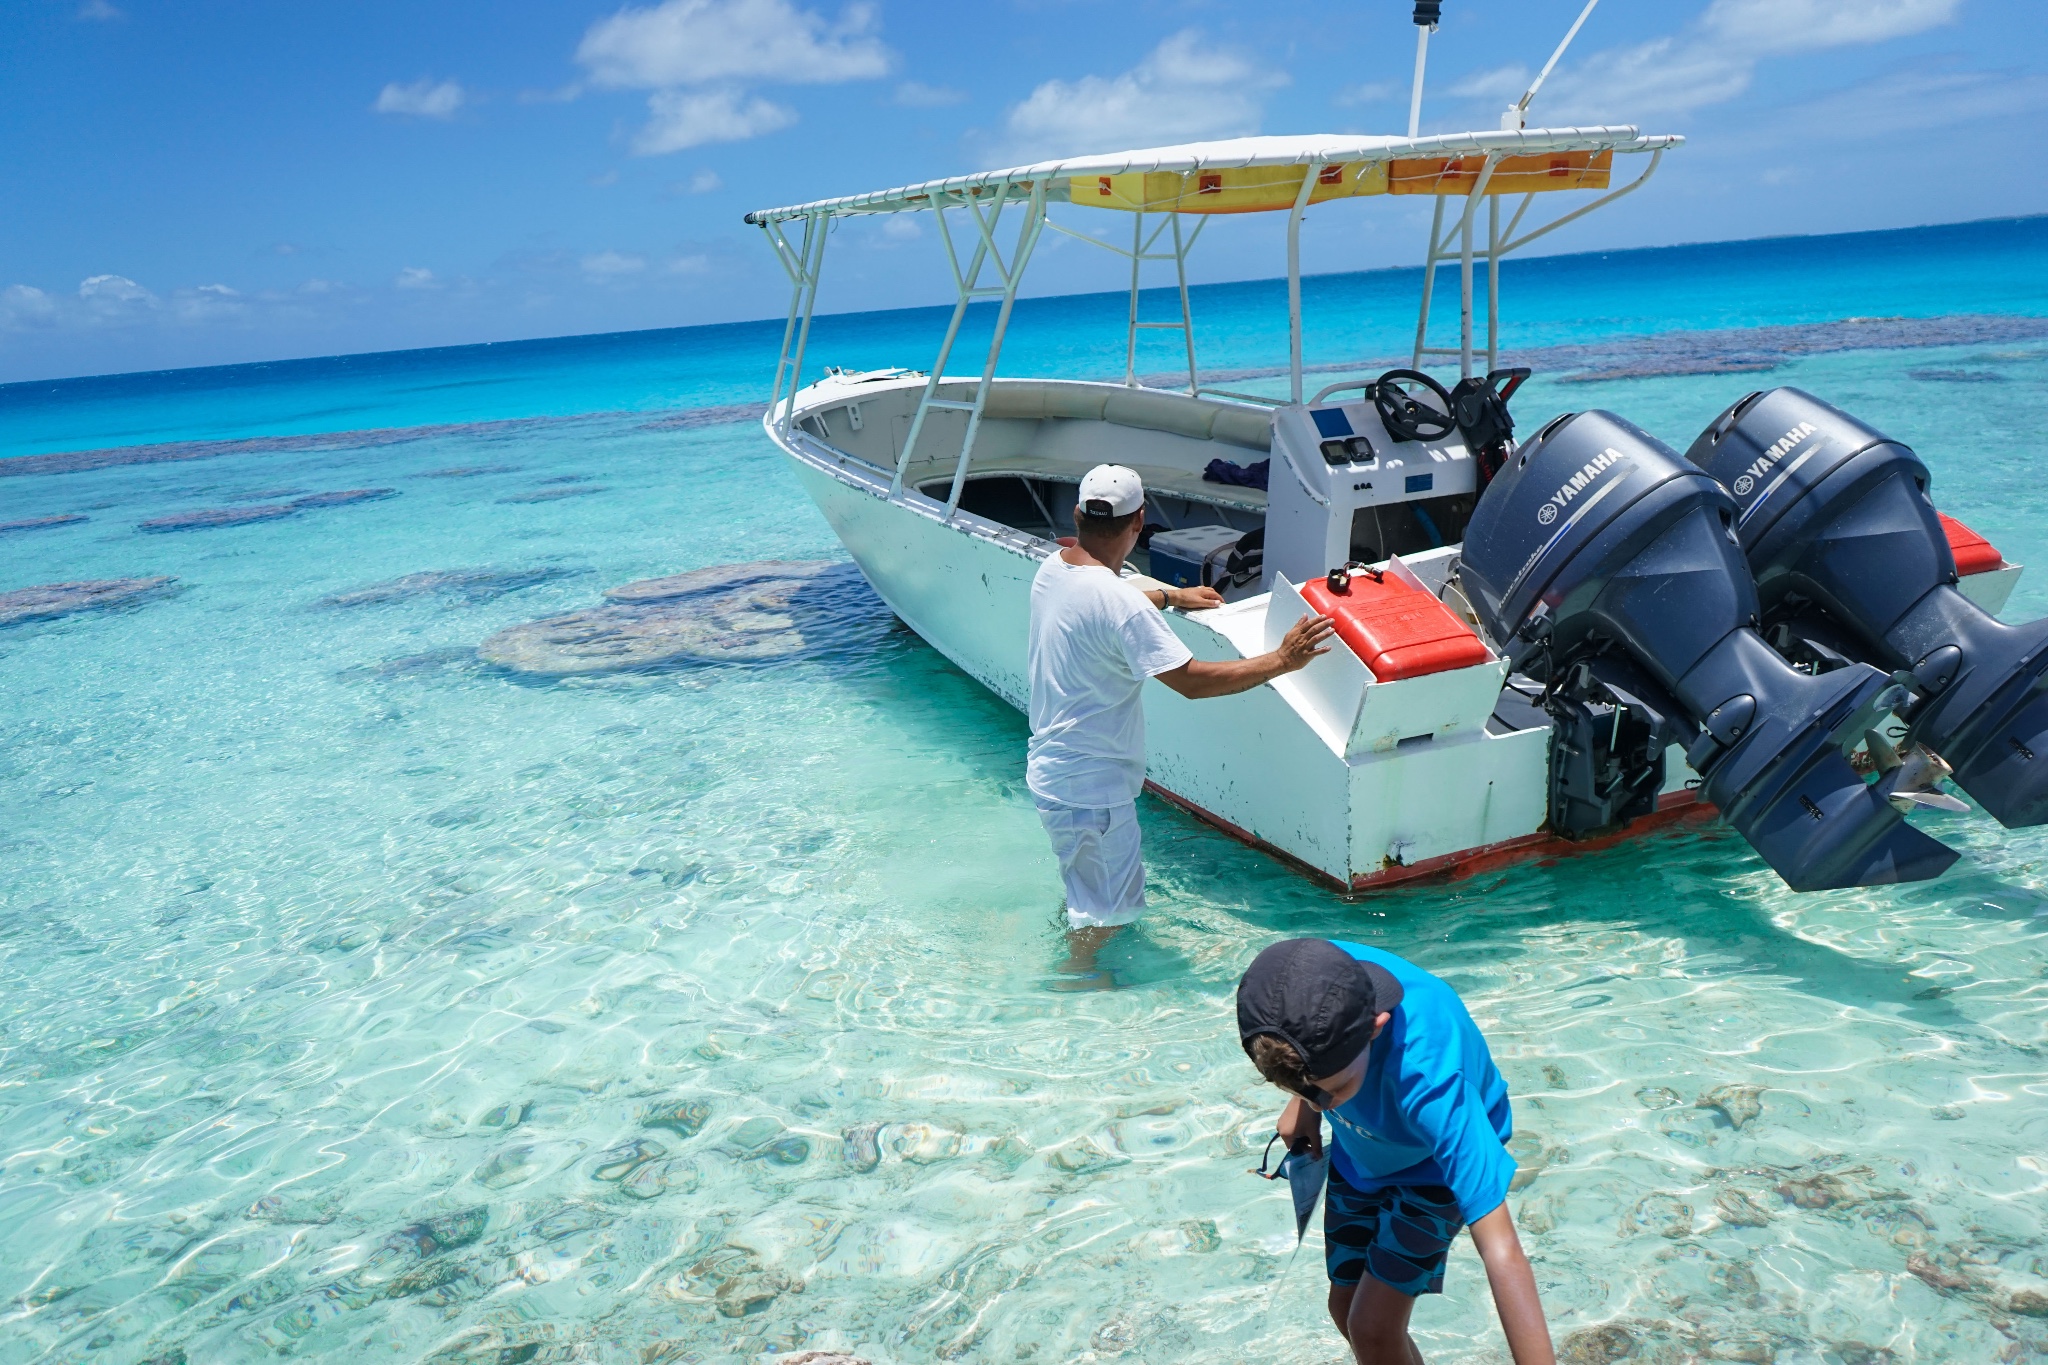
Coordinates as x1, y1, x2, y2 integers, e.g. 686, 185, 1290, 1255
976, 380, 1272, 452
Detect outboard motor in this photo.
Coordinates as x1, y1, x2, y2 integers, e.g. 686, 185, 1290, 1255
1688, 387, 2048, 828
1460, 409, 1958, 891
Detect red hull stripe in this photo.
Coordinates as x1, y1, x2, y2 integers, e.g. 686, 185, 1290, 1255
1142, 781, 1710, 893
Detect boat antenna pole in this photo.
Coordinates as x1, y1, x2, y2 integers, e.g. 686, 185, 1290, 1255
1505, 0, 1599, 129
1407, 1, 1439, 139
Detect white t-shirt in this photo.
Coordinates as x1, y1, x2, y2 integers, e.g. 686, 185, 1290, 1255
1026, 554, 1194, 808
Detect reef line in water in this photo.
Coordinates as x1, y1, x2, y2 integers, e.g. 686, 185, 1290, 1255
5, 314, 2044, 480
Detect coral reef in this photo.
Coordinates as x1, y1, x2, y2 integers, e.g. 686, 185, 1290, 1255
138, 489, 397, 533
316, 566, 579, 608
139, 504, 299, 532
478, 560, 852, 676
497, 487, 606, 504
0, 577, 178, 627
0, 514, 88, 534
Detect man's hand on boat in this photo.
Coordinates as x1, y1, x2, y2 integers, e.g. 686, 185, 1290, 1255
1154, 612, 1336, 700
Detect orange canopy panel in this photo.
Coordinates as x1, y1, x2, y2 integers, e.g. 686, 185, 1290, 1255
1389, 149, 1613, 196
1066, 161, 1390, 215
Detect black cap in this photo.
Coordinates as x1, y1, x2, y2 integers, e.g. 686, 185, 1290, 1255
1237, 939, 1405, 1079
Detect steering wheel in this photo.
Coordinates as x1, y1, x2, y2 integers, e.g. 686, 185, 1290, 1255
1374, 369, 1457, 443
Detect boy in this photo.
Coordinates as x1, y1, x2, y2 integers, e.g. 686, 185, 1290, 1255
1236, 937, 1554, 1365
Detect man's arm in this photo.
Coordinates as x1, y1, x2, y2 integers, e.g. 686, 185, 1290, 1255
1142, 584, 1225, 611
1154, 613, 1336, 700
1468, 1204, 1554, 1365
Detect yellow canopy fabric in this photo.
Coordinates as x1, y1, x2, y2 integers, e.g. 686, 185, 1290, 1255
743, 130, 1676, 225
1075, 162, 1388, 215
1068, 150, 1615, 215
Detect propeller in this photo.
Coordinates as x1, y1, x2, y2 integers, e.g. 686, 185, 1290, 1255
1866, 730, 1972, 814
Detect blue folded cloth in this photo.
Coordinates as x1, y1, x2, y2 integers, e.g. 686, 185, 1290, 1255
1203, 458, 1270, 490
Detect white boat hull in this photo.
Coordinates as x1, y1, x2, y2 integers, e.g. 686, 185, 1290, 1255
767, 375, 1687, 890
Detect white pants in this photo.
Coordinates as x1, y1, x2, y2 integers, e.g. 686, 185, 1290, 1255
1035, 798, 1146, 929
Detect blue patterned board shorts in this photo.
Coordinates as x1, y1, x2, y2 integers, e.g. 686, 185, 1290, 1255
1324, 1164, 1466, 1296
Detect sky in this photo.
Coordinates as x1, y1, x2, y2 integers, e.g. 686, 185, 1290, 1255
4, 0, 2046, 383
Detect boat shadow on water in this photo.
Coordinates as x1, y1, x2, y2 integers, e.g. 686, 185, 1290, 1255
1187, 801, 2039, 1032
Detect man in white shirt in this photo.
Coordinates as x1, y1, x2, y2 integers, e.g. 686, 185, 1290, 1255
1028, 464, 1335, 977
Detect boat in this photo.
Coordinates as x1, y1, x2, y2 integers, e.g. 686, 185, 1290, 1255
741, 4, 2043, 894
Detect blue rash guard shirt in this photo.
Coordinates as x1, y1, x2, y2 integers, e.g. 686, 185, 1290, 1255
1321, 942, 1517, 1225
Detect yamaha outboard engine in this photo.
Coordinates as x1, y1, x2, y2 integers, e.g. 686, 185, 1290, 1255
1460, 409, 1958, 891
1689, 387, 2048, 828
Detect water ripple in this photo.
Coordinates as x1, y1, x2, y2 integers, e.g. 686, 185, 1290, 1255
1, 361, 2046, 1362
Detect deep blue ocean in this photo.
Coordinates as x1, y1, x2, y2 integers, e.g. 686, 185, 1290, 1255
3, 216, 2048, 1364
4, 214, 2047, 459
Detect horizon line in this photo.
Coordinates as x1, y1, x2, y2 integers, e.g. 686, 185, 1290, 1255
6, 210, 2045, 393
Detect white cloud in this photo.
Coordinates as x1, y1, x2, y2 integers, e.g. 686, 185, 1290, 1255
894, 80, 965, 108
1520, 0, 1962, 123
688, 168, 723, 192
882, 215, 921, 241
575, 0, 891, 153
666, 254, 712, 274
79, 274, 151, 303
1448, 65, 1528, 103
1703, 0, 1960, 53
171, 285, 246, 321
1335, 80, 1400, 107
1529, 35, 1748, 120
1783, 63, 2048, 140
2, 285, 59, 327
633, 88, 795, 154
374, 79, 466, 119
582, 250, 648, 278
76, 0, 121, 19
4, 276, 260, 331
2, 274, 365, 338
576, 0, 891, 89
395, 267, 438, 290
1000, 31, 1287, 163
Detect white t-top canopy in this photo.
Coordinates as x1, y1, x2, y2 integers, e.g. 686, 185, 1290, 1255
742, 126, 1681, 224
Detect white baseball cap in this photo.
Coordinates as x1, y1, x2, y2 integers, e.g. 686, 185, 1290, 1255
1078, 464, 1145, 517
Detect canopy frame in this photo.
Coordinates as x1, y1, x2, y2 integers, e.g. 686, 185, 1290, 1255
752, 127, 1680, 493
1042, 210, 1208, 392
881, 178, 1049, 518
1412, 146, 1666, 375
764, 213, 829, 439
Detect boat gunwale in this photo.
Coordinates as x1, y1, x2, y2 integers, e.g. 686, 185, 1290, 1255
776, 373, 1284, 517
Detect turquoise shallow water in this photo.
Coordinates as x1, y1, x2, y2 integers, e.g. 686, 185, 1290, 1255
4, 223, 2048, 1363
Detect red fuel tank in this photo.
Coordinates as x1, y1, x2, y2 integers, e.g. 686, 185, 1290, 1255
1939, 513, 2003, 576
1299, 567, 1492, 681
